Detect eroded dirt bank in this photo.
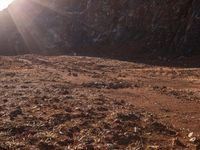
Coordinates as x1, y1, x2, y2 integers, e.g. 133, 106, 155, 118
0, 55, 200, 149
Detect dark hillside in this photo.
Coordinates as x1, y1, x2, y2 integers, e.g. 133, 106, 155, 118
0, 0, 199, 57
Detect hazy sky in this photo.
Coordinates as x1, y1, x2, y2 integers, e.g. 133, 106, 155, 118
0, 0, 14, 11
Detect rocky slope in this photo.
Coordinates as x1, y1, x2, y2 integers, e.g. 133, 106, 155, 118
0, 0, 200, 56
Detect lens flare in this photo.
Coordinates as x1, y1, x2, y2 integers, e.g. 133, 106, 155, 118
0, 0, 14, 11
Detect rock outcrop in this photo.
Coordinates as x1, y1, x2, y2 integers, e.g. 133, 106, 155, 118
0, 0, 199, 56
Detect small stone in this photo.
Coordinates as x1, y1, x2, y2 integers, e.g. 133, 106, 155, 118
134, 127, 137, 133
147, 145, 159, 149
189, 137, 197, 143
172, 138, 187, 148
72, 73, 78, 77
9, 107, 23, 120
188, 132, 194, 138
106, 143, 114, 150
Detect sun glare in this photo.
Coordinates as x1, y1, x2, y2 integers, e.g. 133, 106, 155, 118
0, 0, 14, 11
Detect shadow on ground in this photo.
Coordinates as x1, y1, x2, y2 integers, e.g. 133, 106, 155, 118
0, 43, 200, 68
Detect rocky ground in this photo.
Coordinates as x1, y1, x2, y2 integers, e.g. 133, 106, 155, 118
0, 55, 200, 149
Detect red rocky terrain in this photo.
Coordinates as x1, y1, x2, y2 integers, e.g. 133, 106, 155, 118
0, 55, 200, 149
0, 0, 200, 149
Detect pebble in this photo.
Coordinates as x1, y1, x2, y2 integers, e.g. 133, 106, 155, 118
188, 132, 194, 138
189, 137, 197, 143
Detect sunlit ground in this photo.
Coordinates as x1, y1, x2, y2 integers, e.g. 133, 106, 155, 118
0, 0, 14, 11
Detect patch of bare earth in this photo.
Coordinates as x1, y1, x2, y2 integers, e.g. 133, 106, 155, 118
0, 55, 200, 149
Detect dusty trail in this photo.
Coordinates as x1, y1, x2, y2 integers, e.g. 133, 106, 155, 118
0, 55, 200, 149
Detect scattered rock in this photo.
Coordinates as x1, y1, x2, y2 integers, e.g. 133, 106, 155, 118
57, 138, 74, 146
172, 138, 187, 148
9, 107, 23, 120
117, 112, 140, 121
82, 80, 132, 89
188, 132, 194, 138
50, 113, 71, 126
150, 122, 177, 136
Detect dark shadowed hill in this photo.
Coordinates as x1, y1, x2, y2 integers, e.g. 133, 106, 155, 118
0, 0, 200, 57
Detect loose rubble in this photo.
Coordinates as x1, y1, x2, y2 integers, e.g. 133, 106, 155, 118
0, 55, 200, 149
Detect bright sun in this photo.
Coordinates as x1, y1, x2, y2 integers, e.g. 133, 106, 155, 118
0, 0, 14, 11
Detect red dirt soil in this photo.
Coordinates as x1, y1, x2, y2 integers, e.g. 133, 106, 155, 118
0, 55, 200, 149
